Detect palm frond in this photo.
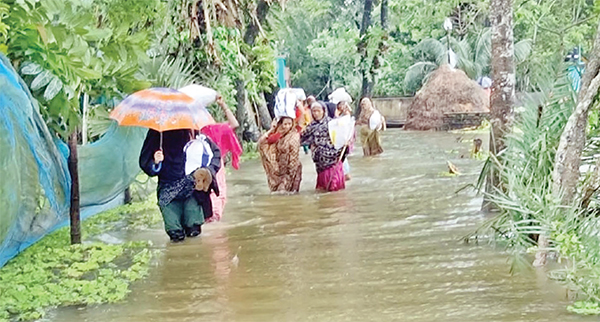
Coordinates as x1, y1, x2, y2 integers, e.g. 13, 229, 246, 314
515, 39, 533, 64
450, 37, 479, 78
474, 28, 491, 71
139, 55, 198, 89
86, 105, 113, 142
412, 38, 445, 63
403, 61, 437, 93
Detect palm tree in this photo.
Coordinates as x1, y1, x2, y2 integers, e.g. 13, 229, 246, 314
404, 28, 532, 94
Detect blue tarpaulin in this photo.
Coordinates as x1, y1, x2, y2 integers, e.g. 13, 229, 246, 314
0, 54, 146, 267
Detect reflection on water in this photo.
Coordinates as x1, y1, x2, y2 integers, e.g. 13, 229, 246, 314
47, 130, 594, 322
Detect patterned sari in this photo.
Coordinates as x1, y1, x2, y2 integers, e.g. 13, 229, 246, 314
301, 117, 345, 191
259, 127, 302, 193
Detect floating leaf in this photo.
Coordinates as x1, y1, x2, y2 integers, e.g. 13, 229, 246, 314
44, 77, 63, 101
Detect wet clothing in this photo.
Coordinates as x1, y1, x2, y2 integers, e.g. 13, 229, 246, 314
140, 129, 190, 185
357, 108, 384, 156
201, 123, 242, 222
316, 161, 345, 192
301, 116, 345, 191
205, 163, 227, 223
201, 123, 242, 170
159, 195, 204, 232
259, 127, 303, 193
139, 129, 221, 232
359, 126, 384, 156
301, 116, 341, 173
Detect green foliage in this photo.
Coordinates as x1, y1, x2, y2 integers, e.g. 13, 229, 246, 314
0, 199, 159, 321
272, 0, 596, 97
468, 67, 600, 313
155, 0, 277, 117
568, 301, 600, 315
83, 196, 162, 236
139, 55, 198, 90
513, 0, 598, 90
307, 26, 362, 97
470, 69, 575, 250
270, 0, 341, 96
241, 141, 259, 162
2, 0, 157, 137
375, 42, 412, 96
0, 2, 8, 47
404, 30, 532, 93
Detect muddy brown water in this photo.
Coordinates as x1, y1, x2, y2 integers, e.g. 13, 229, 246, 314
47, 130, 595, 322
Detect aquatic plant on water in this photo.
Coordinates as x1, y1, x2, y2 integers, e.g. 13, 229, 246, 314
0, 199, 162, 321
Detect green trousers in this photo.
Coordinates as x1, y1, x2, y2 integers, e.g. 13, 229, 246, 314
159, 196, 204, 232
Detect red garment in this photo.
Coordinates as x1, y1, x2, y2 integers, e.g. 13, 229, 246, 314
201, 123, 243, 170
267, 132, 282, 144
316, 161, 345, 192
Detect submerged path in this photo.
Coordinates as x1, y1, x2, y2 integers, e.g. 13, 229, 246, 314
49, 130, 592, 322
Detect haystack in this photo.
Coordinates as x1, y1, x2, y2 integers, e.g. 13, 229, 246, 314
404, 65, 490, 131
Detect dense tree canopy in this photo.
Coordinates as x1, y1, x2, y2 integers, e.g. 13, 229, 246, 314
0, 0, 598, 135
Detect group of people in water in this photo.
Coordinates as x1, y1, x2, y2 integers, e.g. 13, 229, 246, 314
139, 89, 385, 242
258, 94, 386, 194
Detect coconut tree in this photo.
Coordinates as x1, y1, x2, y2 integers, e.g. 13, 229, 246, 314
403, 28, 532, 94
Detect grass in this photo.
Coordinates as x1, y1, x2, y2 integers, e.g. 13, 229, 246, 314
0, 198, 162, 321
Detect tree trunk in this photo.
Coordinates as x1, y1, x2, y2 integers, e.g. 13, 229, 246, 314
243, 0, 269, 46
234, 79, 261, 141
124, 186, 133, 205
235, 0, 271, 137
358, 0, 374, 107
483, 0, 515, 211
68, 131, 81, 245
380, 0, 388, 29
256, 93, 272, 130
552, 21, 600, 204
535, 22, 600, 267
235, 78, 249, 140
368, 0, 388, 102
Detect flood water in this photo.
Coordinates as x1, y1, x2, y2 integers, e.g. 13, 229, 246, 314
48, 130, 594, 322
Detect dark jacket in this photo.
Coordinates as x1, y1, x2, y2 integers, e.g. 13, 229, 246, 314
139, 129, 221, 219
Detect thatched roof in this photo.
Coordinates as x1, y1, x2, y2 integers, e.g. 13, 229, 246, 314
404, 65, 490, 131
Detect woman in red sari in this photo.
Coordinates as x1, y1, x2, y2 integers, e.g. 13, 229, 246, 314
258, 116, 303, 193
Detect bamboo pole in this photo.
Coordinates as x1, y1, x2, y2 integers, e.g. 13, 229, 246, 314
68, 130, 81, 245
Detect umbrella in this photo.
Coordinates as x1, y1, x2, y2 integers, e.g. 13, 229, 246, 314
109, 87, 215, 148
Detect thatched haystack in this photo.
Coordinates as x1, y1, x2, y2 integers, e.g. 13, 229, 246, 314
404, 65, 490, 131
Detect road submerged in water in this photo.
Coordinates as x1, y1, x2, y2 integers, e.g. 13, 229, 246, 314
47, 130, 595, 322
